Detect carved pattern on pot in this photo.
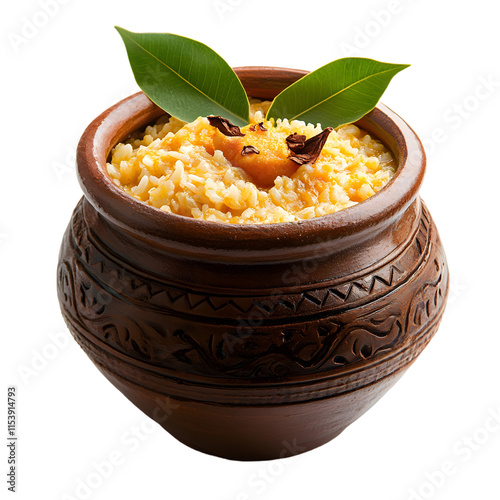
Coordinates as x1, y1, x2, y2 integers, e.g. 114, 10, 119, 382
58, 199, 447, 379
64, 198, 430, 318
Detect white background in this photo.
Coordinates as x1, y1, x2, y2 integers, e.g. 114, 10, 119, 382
2, 0, 500, 499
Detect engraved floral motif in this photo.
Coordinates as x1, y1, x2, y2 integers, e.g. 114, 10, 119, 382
330, 315, 402, 366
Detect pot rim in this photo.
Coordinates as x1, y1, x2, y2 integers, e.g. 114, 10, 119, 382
76, 66, 425, 256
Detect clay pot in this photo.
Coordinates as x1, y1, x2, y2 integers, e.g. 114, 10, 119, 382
57, 67, 449, 461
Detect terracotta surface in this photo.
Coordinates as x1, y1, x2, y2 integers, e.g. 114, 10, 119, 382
57, 67, 449, 460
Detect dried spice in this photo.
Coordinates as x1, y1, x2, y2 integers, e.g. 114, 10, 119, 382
257, 122, 267, 131
286, 128, 333, 165
207, 115, 245, 137
249, 122, 267, 132
241, 145, 260, 156
285, 133, 307, 153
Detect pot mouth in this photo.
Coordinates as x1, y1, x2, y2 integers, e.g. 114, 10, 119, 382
76, 66, 425, 259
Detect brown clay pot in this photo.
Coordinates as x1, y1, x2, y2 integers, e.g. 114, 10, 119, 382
57, 67, 449, 461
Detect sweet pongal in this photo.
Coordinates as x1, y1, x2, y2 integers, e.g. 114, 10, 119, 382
106, 101, 396, 224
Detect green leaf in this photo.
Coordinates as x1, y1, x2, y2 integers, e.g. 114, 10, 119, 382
266, 58, 409, 128
115, 27, 249, 126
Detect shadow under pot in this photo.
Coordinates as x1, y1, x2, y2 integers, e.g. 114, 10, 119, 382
57, 66, 449, 461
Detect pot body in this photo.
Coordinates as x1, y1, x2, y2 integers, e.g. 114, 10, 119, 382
57, 68, 449, 460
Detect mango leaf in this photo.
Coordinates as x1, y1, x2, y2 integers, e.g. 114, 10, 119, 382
115, 27, 249, 125
266, 58, 409, 128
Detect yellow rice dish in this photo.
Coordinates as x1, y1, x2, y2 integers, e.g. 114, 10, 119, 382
106, 101, 396, 224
